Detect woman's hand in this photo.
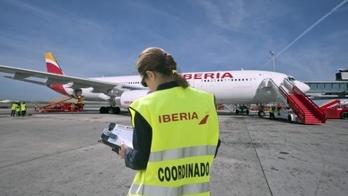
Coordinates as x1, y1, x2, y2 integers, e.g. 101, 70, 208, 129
118, 144, 126, 159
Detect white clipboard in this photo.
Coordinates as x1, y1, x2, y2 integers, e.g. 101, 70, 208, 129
101, 123, 133, 149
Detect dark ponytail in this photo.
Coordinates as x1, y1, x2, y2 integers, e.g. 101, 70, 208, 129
137, 47, 189, 88
164, 53, 189, 88
172, 71, 189, 88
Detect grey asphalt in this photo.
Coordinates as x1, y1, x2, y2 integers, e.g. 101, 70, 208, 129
0, 111, 347, 196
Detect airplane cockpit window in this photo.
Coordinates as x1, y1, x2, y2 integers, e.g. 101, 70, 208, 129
287, 75, 296, 81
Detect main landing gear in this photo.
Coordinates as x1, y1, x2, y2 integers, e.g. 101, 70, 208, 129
235, 105, 249, 115
99, 106, 121, 114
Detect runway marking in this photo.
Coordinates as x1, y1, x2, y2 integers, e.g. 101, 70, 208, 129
245, 121, 274, 196
30, 115, 129, 124
0, 143, 100, 170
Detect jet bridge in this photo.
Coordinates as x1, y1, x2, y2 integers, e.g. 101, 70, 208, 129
274, 78, 326, 124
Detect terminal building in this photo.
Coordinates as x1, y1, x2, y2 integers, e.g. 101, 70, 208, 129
305, 69, 348, 100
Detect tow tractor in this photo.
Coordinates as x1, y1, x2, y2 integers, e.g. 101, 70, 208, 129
269, 105, 297, 122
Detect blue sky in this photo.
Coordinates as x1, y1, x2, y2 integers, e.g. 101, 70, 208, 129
0, 0, 347, 101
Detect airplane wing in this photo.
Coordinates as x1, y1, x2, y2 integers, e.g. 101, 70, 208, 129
0, 64, 141, 94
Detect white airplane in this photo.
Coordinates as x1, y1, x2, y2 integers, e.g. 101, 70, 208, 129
0, 52, 310, 114
0, 99, 12, 103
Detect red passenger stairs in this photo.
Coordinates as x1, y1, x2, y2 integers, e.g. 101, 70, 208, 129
278, 79, 326, 125
320, 99, 340, 110
320, 99, 348, 119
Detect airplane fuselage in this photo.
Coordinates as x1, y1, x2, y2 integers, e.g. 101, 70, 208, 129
0, 52, 311, 114
61, 70, 290, 106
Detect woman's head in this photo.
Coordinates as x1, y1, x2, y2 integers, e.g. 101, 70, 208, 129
136, 47, 189, 91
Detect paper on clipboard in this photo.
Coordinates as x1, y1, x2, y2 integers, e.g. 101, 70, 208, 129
100, 123, 133, 149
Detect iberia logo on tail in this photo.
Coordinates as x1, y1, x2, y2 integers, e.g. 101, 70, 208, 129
44, 52, 68, 95
45, 52, 64, 75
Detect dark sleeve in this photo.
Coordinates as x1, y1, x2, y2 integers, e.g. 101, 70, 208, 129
214, 139, 221, 158
125, 111, 152, 170
213, 95, 221, 158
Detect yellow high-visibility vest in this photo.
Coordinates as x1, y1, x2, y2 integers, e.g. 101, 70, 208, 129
128, 86, 219, 196
15, 104, 20, 112
11, 103, 17, 110
21, 103, 27, 111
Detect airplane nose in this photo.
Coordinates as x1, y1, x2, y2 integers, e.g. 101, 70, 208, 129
294, 81, 310, 93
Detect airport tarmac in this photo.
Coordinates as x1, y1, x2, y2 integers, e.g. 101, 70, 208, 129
0, 111, 347, 196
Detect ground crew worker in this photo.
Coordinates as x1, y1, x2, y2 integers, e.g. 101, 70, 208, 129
16, 102, 21, 117
270, 105, 276, 119
276, 103, 281, 116
117, 47, 220, 196
10, 102, 17, 117
21, 102, 27, 116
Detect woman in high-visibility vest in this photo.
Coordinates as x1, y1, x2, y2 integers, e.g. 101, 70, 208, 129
10, 102, 17, 117
117, 47, 220, 196
15, 102, 21, 117
21, 102, 27, 116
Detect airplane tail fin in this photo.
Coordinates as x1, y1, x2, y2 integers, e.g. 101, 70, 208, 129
44, 52, 69, 95
45, 52, 64, 75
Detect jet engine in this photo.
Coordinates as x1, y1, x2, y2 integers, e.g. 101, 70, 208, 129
73, 89, 83, 97
119, 90, 149, 108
